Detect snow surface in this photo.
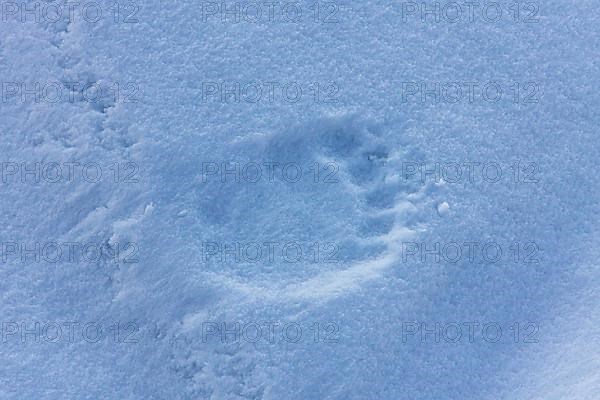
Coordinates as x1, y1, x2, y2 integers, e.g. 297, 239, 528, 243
1, 0, 599, 399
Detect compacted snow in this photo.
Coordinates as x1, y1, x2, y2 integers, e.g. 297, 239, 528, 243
0, 1, 599, 399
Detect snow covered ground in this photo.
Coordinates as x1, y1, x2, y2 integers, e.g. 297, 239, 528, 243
0, 0, 599, 398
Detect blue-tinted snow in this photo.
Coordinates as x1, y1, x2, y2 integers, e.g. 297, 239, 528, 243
0, 1, 599, 399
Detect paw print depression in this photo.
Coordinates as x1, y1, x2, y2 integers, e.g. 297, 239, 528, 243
190, 114, 430, 303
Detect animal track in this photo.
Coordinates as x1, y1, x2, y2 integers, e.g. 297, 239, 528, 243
193, 113, 429, 302
169, 319, 268, 400
168, 114, 437, 398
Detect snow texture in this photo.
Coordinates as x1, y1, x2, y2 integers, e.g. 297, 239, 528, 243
0, 0, 599, 399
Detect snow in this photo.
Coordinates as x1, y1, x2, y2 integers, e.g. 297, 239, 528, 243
437, 201, 450, 216
1, 0, 599, 399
